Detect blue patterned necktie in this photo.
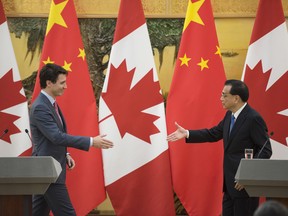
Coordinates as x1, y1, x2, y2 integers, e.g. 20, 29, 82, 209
230, 114, 235, 133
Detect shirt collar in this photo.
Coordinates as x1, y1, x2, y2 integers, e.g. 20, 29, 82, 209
232, 102, 247, 120
41, 90, 56, 105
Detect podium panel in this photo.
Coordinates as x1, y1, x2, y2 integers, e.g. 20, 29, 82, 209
0, 156, 61, 195
235, 159, 288, 197
0, 156, 62, 216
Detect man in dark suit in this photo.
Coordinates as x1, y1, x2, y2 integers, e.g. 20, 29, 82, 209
30, 63, 113, 216
167, 79, 272, 216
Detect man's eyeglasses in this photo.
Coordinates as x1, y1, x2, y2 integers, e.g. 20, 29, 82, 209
221, 93, 233, 98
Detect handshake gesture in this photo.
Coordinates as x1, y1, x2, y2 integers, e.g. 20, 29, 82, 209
167, 122, 188, 142
92, 134, 114, 149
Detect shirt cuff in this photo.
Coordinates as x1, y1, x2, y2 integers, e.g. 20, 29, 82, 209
186, 130, 189, 138
90, 137, 93, 147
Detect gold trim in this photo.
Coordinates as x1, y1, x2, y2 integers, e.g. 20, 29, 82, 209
3, 0, 288, 18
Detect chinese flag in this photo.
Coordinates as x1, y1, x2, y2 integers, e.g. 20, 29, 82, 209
242, 0, 288, 157
166, 0, 226, 215
0, 0, 31, 156
31, 0, 105, 215
98, 0, 175, 215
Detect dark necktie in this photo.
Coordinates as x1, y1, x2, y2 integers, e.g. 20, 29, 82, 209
53, 102, 63, 125
230, 114, 235, 133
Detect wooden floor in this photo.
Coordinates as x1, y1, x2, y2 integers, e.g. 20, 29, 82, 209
88, 211, 190, 216
88, 210, 115, 216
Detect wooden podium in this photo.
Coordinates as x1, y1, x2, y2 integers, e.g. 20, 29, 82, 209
0, 156, 61, 216
235, 159, 288, 206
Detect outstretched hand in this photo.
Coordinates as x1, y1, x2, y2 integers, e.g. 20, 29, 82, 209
167, 122, 188, 142
92, 134, 114, 149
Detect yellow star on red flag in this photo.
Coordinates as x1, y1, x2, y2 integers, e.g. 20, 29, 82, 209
179, 53, 191, 66
78, 48, 86, 60
215, 46, 222, 58
46, 0, 69, 35
43, 56, 55, 65
197, 57, 209, 71
183, 0, 205, 31
62, 60, 72, 72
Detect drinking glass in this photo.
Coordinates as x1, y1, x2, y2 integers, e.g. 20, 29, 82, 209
245, 149, 253, 159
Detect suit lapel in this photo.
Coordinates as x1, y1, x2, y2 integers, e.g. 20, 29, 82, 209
40, 93, 66, 131
225, 104, 250, 150
223, 111, 232, 150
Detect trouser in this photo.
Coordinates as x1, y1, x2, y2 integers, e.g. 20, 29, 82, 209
32, 183, 76, 216
222, 192, 259, 216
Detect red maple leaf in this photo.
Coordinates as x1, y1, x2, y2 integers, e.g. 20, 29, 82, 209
102, 60, 163, 144
0, 69, 27, 143
244, 61, 288, 145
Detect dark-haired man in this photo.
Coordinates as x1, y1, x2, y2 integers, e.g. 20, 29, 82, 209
30, 63, 113, 216
167, 79, 272, 216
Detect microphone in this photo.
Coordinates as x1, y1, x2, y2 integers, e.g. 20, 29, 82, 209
0, 129, 9, 139
256, 131, 274, 158
25, 129, 33, 144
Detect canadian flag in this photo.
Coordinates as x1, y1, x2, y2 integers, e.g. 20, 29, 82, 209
242, 0, 288, 158
0, 0, 31, 156
99, 0, 175, 215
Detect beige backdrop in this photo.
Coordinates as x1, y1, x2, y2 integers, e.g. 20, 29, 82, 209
3, 0, 288, 213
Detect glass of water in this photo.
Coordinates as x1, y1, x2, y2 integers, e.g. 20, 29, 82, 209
245, 149, 253, 159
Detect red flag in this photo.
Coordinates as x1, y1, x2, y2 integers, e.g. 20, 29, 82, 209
31, 0, 105, 215
0, 0, 31, 156
166, 0, 226, 215
99, 0, 175, 215
242, 0, 288, 157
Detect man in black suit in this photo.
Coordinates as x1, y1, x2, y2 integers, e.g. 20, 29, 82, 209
30, 63, 113, 216
167, 79, 272, 216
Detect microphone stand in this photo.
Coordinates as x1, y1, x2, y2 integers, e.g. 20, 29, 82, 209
0, 129, 8, 139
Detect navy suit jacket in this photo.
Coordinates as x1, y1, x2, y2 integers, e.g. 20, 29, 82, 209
30, 93, 90, 184
186, 104, 272, 198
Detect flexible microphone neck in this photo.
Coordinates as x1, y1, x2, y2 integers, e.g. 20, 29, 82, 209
25, 129, 33, 144
0, 129, 8, 139
256, 132, 273, 158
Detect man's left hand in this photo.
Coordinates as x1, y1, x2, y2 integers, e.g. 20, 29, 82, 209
234, 182, 244, 191
66, 154, 75, 170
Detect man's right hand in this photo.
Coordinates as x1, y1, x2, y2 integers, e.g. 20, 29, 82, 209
92, 135, 113, 149
166, 122, 188, 142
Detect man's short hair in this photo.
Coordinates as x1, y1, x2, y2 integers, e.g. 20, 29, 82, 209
225, 79, 249, 102
254, 200, 288, 216
39, 63, 68, 89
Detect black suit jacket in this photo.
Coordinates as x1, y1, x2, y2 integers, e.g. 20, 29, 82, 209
186, 104, 272, 198
30, 93, 90, 184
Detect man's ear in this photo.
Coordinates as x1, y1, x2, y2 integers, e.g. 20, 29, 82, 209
235, 95, 241, 103
46, 80, 52, 87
